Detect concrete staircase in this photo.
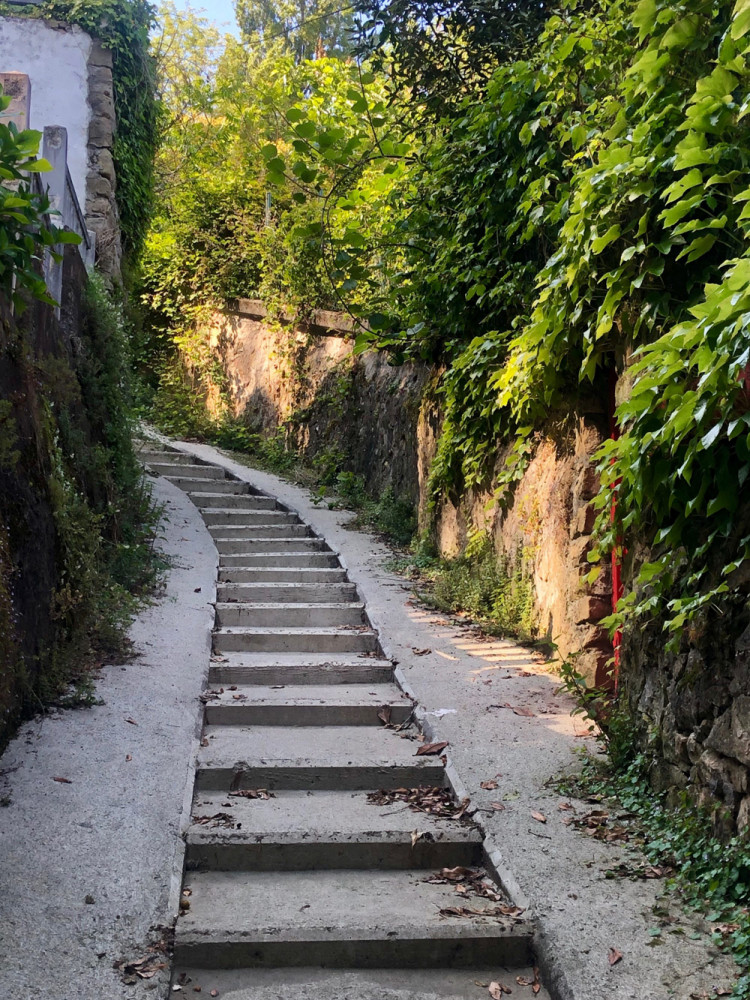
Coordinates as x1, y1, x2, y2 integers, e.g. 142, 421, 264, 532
141, 446, 546, 999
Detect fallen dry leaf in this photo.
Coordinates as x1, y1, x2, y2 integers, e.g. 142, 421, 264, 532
480, 780, 499, 790
488, 982, 512, 997
531, 811, 547, 824
412, 648, 431, 656
194, 587, 202, 593
490, 801, 505, 811
378, 706, 392, 726
367, 786, 470, 820
52, 776, 72, 784
228, 788, 275, 800
125, 754, 132, 762
210, 991, 218, 997
492, 703, 535, 717
440, 903, 524, 918
416, 741, 449, 756
517, 967, 542, 994
125, 717, 138, 726
608, 947, 623, 966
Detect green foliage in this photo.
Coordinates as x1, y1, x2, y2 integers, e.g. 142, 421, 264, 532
142, 0, 750, 644
402, 533, 538, 641
323, 470, 417, 547
236, 0, 355, 62
354, 0, 553, 113
566, 752, 750, 998
1, 0, 160, 257
0, 91, 80, 311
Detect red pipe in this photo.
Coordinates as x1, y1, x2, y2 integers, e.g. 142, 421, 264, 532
608, 368, 624, 689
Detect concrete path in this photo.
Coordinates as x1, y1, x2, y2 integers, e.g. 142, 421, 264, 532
0, 433, 736, 1000
151, 436, 738, 1000
0, 473, 216, 1000
141, 444, 547, 999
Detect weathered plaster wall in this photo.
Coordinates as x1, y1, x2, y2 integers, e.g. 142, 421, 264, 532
202, 304, 611, 680
0, 16, 91, 205
0, 15, 121, 277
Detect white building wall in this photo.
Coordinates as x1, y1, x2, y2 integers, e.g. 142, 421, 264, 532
0, 16, 92, 207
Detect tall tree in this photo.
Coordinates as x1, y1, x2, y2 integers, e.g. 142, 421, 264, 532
235, 0, 356, 61
355, 0, 552, 111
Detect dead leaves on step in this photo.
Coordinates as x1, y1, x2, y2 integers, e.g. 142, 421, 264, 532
366, 786, 471, 820
415, 741, 449, 756
488, 983, 512, 998
113, 936, 171, 985
440, 903, 524, 919
228, 788, 275, 800
426, 865, 507, 903
516, 968, 542, 994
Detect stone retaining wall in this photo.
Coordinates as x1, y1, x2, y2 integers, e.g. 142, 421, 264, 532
203, 302, 613, 682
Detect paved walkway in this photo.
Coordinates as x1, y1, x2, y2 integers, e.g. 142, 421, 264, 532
142, 444, 546, 998
0, 433, 737, 1000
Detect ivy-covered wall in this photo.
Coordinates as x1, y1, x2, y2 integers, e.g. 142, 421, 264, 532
161, 302, 612, 680
0, 248, 156, 750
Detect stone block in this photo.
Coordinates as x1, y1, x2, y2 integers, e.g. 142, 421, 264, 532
737, 795, 750, 832
705, 695, 750, 767
693, 749, 747, 808
89, 148, 115, 181
89, 116, 114, 148
570, 502, 598, 539
649, 758, 688, 793
88, 64, 113, 88
576, 465, 600, 502
87, 174, 113, 199
89, 91, 115, 119
584, 562, 612, 597
569, 534, 594, 566
86, 196, 113, 217
88, 41, 114, 68
572, 595, 610, 625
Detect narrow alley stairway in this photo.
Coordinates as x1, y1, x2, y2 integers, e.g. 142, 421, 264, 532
141, 444, 550, 999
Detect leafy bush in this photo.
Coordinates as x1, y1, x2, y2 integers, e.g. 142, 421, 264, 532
0, 89, 80, 310
409, 535, 538, 640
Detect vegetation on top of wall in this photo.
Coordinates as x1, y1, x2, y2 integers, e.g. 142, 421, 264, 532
0, 266, 163, 749
140, 0, 750, 649
0, 0, 160, 258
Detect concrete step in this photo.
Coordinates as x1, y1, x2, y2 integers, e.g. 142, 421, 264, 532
185, 790, 480, 870
215, 602, 366, 628
208, 653, 394, 685
207, 524, 310, 539
217, 582, 359, 603
174, 869, 533, 968
213, 626, 378, 654
181, 479, 249, 494
219, 566, 347, 583
215, 537, 328, 555
150, 462, 226, 479
202, 682, 410, 726
219, 552, 340, 568
170, 967, 551, 1000
195, 724, 444, 791
202, 508, 298, 526
192, 493, 278, 510
139, 450, 192, 464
